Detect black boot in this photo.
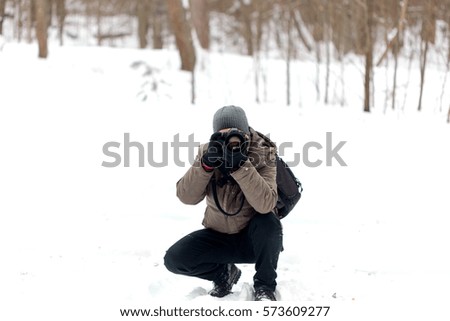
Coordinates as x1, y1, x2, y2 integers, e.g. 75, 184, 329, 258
254, 288, 277, 301
209, 264, 241, 298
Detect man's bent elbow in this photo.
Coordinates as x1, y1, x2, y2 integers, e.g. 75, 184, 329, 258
176, 189, 203, 205
254, 193, 278, 214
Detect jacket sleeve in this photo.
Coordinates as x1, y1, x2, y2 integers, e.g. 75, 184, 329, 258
176, 144, 214, 205
230, 150, 278, 214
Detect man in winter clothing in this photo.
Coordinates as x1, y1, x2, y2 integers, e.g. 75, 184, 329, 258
164, 105, 282, 301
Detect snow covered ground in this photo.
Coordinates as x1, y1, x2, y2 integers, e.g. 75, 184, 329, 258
0, 42, 449, 320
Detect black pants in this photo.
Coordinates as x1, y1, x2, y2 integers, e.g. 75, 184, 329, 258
164, 213, 283, 291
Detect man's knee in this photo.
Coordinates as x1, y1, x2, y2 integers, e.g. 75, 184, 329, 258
163, 248, 177, 273
164, 245, 187, 274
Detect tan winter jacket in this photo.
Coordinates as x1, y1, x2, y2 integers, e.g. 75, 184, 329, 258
176, 128, 278, 234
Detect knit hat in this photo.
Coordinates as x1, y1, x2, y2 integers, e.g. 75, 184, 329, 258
213, 105, 250, 134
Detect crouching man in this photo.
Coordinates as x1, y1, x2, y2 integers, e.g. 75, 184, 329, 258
164, 105, 282, 301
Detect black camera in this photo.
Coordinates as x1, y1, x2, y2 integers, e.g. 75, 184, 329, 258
222, 128, 248, 154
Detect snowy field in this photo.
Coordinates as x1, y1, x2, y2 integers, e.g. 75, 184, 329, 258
1, 42, 450, 320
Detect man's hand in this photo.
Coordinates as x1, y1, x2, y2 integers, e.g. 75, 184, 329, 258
202, 132, 226, 169
224, 133, 249, 171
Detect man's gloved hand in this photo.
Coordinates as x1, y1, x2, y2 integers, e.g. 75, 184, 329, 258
224, 132, 249, 171
202, 132, 225, 169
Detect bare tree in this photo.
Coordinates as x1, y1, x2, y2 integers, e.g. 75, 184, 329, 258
254, 0, 271, 54
253, 1, 272, 103
324, 0, 332, 105
448, 3, 450, 66
35, 0, 48, 58
95, 0, 102, 46
14, 0, 22, 41
418, 0, 436, 111
391, 0, 409, 110
441, 2, 450, 112
237, 0, 254, 56
363, 0, 374, 112
167, 0, 196, 104
189, 0, 209, 50
286, 6, 293, 106
137, 0, 150, 48
401, 50, 415, 111
27, 0, 36, 43
376, 0, 408, 67
167, 0, 196, 72
46, 0, 52, 29
298, 1, 324, 101
0, 0, 6, 35
150, 0, 165, 49
55, 0, 66, 46
291, 8, 312, 52
417, 39, 429, 112
333, 0, 348, 106
376, 0, 408, 110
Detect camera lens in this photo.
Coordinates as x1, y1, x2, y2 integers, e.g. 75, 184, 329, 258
227, 141, 241, 151
225, 130, 248, 154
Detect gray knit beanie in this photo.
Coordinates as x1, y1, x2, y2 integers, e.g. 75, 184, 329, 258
213, 105, 250, 134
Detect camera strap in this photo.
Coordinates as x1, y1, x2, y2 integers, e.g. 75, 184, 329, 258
211, 177, 245, 217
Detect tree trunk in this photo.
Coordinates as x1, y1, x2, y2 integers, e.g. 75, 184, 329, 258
401, 50, 415, 111
448, 11, 450, 66
391, 46, 399, 110
376, 0, 409, 68
441, 15, 450, 112
27, 0, 36, 43
340, 55, 346, 106
286, 9, 292, 106
46, 0, 52, 30
393, 0, 409, 110
189, 0, 209, 50
15, 0, 23, 41
191, 68, 196, 104
292, 9, 312, 52
315, 42, 321, 101
55, 0, 65, 46
167, 0, 196, 72
418, 1, 436, 112
238, 0, 253, 56
253, 54, 260, 104
35, 0, 48, 58
96, 0, 102, 46
324, 0, 332, 105
255, 0, 269, 54
137, 0, 150, 49
363, 0, 374, 113
150, 0, 164, 49
0, 0, 6, 35
417, 39, 428, 112
443, 66, 450, 112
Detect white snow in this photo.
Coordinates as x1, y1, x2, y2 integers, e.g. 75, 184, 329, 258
0, 42, 449, 320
